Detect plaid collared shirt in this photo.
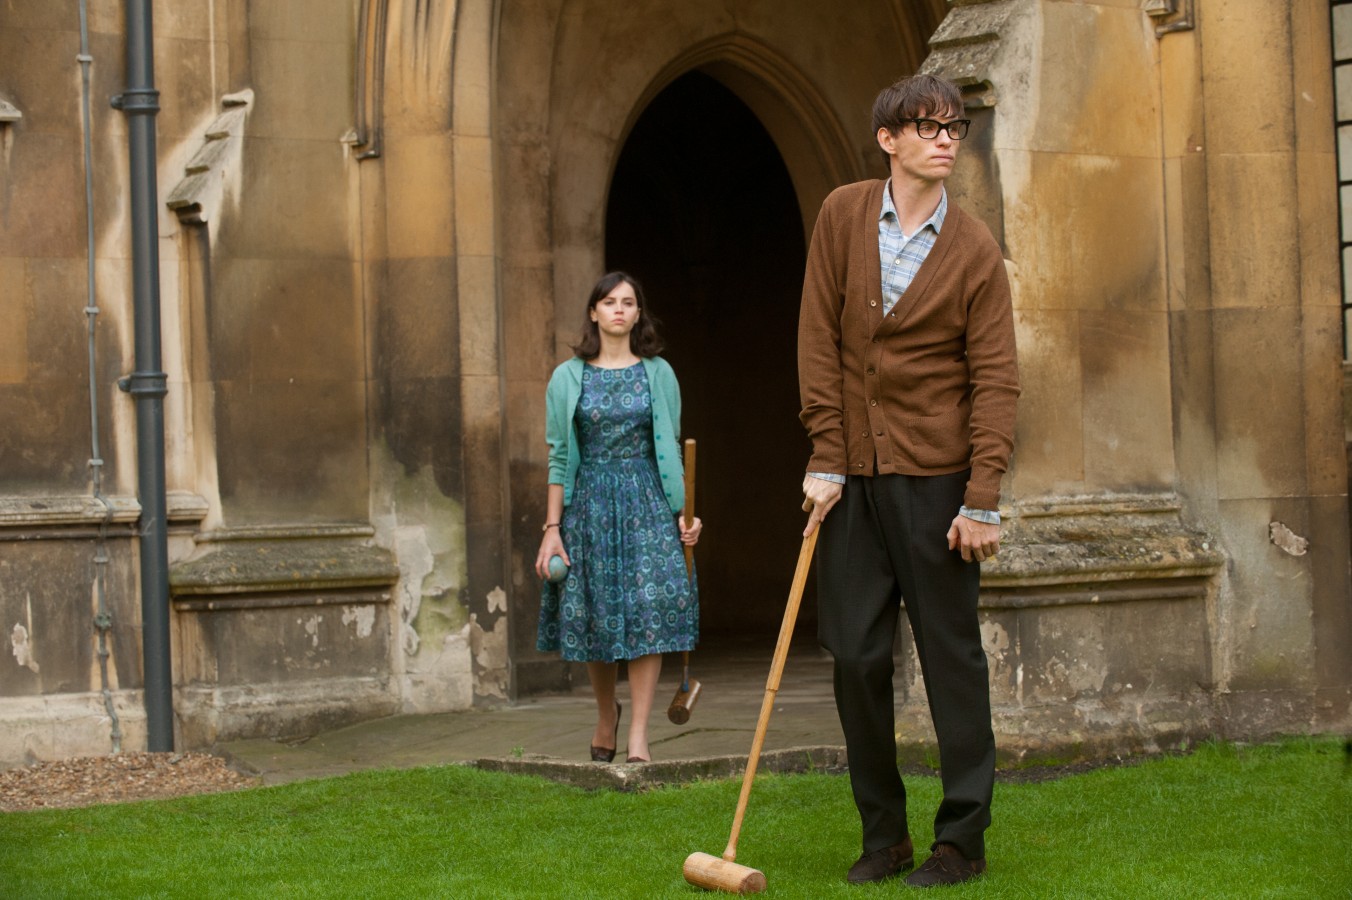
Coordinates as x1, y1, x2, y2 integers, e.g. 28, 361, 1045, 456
879, 180, 946, 317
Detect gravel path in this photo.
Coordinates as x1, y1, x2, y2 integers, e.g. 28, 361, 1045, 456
0, 752, 260, 812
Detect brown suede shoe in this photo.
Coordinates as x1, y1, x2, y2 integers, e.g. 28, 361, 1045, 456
904, 843, 986, 887
846, 836, 914, 884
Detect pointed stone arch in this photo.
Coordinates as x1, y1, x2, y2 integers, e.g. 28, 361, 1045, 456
548, 33, 879, 350
625, 34, 865, 241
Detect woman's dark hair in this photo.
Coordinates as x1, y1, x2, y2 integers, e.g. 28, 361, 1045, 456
571, 270, 665, 359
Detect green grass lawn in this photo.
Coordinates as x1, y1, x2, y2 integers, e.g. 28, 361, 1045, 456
1, 739, 1348, 898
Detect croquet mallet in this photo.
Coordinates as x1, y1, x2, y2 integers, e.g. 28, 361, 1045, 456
682, 525, 820, 893
668, 438, 702, 724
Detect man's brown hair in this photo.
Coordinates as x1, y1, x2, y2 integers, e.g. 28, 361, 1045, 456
871, 74, 965, 136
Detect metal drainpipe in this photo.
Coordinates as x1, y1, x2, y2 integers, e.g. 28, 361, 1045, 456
112, 0, 173, 751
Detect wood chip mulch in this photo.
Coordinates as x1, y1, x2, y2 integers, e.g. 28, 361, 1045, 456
0, 752, 260, 812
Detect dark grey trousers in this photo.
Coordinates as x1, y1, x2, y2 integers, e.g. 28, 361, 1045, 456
816, 470, 994, 860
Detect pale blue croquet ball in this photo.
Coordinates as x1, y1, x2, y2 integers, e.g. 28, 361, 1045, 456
547, 554, 569, 583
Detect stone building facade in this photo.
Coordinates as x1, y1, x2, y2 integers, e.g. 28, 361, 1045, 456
1, 0, 1348, 765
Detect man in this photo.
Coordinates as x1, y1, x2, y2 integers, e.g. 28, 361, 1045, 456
798, 73, 1019, 887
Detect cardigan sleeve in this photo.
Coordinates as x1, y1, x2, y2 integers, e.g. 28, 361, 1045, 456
798, 190, 848, 476
656, 357, 682, 439
646, 357, 685, 513
960, 226, 1020, 510
544, 365, 571, 487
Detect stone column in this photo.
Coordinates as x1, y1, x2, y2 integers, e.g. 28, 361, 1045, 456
367, 0, 503, 708
1188, 0, 1351, 730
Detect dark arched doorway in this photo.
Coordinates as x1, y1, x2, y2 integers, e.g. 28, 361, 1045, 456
606, 71, 813, 649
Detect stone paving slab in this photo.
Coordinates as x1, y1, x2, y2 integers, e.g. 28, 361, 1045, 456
219, 642, 849, 790
471, 746, 849, 791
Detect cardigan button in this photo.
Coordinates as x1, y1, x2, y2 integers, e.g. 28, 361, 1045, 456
869, 300, 877, 307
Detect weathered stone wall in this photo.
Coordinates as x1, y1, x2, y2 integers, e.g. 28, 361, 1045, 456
153, 0, 415, 742
358, 0, 484, 709
160, 0, 484, 728
1183, 0, 1352, 732
0, 0, 479, 761
1, 0, 1347, 766
0, 2, 153, 763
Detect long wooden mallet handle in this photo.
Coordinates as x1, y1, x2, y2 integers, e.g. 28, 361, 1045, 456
721, 527, 819, 862
682, 438, 696, 576
681, 438, 696, 690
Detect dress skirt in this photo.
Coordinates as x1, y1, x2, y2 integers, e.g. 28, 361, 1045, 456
537, 362, 699, 663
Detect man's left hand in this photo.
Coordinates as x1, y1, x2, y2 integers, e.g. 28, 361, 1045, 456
947, 514, 1001, 563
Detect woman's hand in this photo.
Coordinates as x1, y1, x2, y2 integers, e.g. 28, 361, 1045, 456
678, 515, 703, 546
535, 529, 570, 579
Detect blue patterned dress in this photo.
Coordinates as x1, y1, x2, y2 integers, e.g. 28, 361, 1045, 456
537, 362, 699, 662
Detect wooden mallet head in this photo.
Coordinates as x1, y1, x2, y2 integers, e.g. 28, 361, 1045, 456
683, 852, 767, 893
667, 676, 701, 724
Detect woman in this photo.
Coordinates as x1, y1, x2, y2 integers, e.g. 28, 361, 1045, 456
535, 271, 702, 764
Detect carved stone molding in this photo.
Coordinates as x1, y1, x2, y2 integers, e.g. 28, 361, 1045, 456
173, 526, 396, 615
0, 492, 208, 535
982, 493, 1224, 593
0, 494, 140, 529
166, 90, 254, 225
921, 0, 1014, 109
171, 526, 398, 599
923, 0, 1195, 108
1145, 0, 1196, 38
345, 0, 388, 160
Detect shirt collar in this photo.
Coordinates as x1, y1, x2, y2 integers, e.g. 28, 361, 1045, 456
880, 180, 948, 235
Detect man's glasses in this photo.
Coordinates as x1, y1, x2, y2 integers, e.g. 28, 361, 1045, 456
899, 117, 971, 140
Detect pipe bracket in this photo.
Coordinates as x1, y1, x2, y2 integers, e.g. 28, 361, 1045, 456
110, 87, 161, 114
117, 370, 168, 398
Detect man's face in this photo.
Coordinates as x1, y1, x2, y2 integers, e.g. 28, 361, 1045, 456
877, 107, 963, 185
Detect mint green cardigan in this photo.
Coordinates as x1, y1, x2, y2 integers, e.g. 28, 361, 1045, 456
545, 356, 684, 513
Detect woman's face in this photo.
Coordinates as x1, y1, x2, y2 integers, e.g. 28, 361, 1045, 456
590, 281, 640, 338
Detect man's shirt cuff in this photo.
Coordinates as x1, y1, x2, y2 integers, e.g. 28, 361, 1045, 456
959, 505, 1000, 525
807, 472, 846, 485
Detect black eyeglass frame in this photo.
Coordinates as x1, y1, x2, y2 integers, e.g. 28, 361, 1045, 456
897, 117, 972, 140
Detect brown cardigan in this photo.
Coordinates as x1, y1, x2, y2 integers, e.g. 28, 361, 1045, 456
798, 180, 1019, 511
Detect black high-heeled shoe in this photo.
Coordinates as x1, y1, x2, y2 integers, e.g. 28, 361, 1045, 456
590, 701, 622, 763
